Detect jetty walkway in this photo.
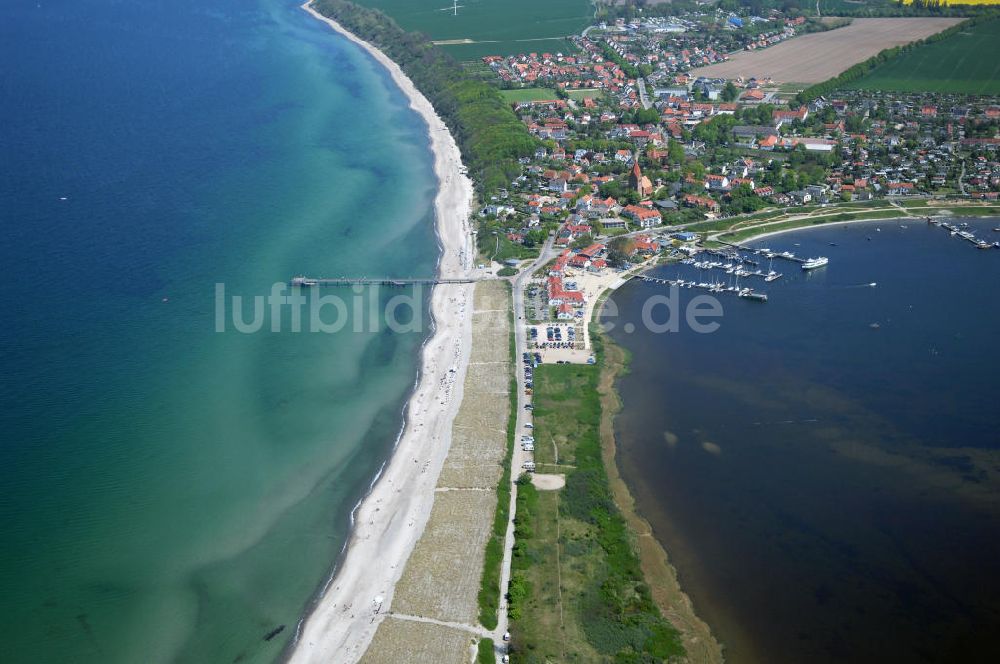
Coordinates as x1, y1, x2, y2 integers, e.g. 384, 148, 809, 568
290, 276, 481, 287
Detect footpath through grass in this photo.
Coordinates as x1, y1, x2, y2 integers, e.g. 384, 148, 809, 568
507, 361, 684, 662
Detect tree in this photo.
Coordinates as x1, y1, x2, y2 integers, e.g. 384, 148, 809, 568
667, 138, 685, 165
722, 80, 739, 102
632, 107, 660, 125
524, 228, 547, 247
726, 184, 766, 214
607, 236, 637, 267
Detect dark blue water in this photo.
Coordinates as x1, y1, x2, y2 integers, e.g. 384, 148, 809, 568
607, 218, 1000, 664
0, 0, 439, 661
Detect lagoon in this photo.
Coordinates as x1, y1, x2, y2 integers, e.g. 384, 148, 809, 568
608, 218, 1000, 663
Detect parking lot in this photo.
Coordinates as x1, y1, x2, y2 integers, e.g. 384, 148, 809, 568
524, 285, 548, 323
529, 323, 578, 349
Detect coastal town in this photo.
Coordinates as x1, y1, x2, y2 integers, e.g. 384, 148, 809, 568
12, 1, 1000, 664
294, 2, 1000, 664
458, 9, 1000, 383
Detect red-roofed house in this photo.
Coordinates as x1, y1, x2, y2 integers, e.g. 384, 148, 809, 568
622, 205, 662, 228
683, 194, 720, 213
773, 107, 808, 127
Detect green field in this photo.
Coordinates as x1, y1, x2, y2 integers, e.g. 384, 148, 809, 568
499, 87, 561, 103
845, 18, 1000, 94
350, 0, 592, 60
508, 362, 684, 662
566, 88, 604, 100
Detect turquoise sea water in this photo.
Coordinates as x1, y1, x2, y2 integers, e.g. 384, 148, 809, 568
608, 219, 1000, 663
0, 1, 438, 661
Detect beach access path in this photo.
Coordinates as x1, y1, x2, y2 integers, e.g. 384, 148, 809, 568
289, 3, 477, 662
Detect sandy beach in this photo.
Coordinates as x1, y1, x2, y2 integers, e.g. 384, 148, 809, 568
290, 3, 476, 662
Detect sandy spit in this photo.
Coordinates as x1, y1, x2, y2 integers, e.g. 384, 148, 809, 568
289, 3, 476, 662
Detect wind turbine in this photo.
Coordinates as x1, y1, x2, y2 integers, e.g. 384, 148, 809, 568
438, 0, 464, 16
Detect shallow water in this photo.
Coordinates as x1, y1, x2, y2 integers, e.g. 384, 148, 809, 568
0, 1, 438, 661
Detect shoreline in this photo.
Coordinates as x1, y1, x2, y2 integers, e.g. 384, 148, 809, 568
596, 216, 1000, 663
592, 299, 725, 663
290, 3, 475, 662
582, 214, 906, 661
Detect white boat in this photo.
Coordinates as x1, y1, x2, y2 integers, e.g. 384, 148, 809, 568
801, 257, 829, 270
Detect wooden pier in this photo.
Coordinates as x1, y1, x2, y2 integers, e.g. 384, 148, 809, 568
290, 276, 479, 287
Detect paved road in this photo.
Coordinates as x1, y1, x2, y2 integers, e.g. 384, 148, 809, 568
637, 77, 652, 110
492, 238, 557, 658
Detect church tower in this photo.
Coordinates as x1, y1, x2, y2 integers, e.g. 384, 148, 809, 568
628, 153, 653, 198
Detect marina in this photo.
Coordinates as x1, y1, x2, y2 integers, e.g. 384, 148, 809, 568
633, 274, 768, 302
927, 217, 1000, 249
713, 240, 830, 272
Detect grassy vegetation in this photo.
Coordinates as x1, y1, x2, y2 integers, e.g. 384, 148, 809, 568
566, 88, 604, 101
313, 0, 538, 196
477, 291, 516, 630
508, 362, 684, 662
720, 208, 907, 243
932, 205, 1000, 215
499, 88, 561, 103
478, 230, 541, 263
349, 0, 592, 60
478, 638, 496, 664
844, 17, 1000, 93
795, 15, 1000, 103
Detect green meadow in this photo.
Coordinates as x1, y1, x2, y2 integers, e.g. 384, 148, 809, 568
567, 88, 604, 100
350, 0, 593, 60
845, 18, 1000, 94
